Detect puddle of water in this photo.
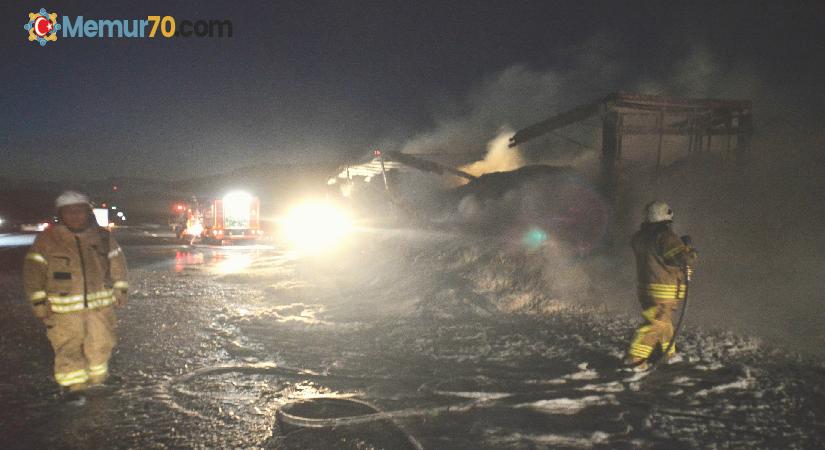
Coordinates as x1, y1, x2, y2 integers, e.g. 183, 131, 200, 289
127, 246, 286, 275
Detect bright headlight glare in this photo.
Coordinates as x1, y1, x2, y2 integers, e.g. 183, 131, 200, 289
282, 202, 353, 251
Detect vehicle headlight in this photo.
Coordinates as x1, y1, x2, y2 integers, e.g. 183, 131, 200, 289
282, 202, 353, 252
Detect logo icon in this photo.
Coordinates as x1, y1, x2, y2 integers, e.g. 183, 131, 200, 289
24, 8, 61, 46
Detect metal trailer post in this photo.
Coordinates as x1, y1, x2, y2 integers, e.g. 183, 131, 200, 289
378, 152, 389, 191
600, 111, 621, 199
655, 110, 665, 173
736, 112, 753, 164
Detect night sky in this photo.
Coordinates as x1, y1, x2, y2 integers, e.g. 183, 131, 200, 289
1, 0, 823, 181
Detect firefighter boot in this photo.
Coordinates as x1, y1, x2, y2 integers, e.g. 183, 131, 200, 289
88, 370, 109, 386
625, 358, 650, 371
67, 382, 89, 392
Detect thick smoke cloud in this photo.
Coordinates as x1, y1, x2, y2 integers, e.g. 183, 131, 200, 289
396, 41, 825, 357
399, 36, 627, 161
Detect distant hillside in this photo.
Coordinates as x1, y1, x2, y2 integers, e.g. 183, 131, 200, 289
173, 162, 337, 200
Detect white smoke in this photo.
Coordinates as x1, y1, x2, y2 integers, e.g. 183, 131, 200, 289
398, 35, 626, 161
458, 129, 525, 180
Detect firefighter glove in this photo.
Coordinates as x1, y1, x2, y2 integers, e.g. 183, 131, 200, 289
33, 302, 51, 321
115, 289, 128, 307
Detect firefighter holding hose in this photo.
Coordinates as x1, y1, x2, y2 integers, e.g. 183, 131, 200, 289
23, 191, 129, 392
627, 201, 697, 370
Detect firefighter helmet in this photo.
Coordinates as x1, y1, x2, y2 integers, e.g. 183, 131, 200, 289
56, 191, 91, 208
644, 200, 673, 223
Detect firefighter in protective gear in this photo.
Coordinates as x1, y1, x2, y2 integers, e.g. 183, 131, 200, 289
627, 200, 697, 368
23, 191, 128, 391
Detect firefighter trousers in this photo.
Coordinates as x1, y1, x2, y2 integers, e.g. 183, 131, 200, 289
628, 300, 678, 362
43, 306, 117, 388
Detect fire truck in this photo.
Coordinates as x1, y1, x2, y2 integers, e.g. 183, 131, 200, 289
172, 191, 262, 244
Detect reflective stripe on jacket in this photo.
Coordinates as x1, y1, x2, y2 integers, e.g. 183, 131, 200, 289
638, 282, 687, 300
23, 224, 128, 314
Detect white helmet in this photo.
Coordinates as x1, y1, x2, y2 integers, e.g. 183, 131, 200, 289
644, 200, 673, 223
55, 190, 91, 208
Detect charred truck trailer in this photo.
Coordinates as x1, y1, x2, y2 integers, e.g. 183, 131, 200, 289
328, 93, 752, 253
509, 92, 753, 196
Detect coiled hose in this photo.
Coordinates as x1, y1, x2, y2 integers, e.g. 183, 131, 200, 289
162, 363, 508, 449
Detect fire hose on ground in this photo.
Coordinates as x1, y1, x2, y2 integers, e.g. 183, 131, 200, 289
158, 259, 698, 443
160, 363, 512, 449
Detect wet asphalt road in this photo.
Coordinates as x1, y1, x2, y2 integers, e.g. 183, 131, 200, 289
1, 240, 824, 449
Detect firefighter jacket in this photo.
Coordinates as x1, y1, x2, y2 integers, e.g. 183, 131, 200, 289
631, 221, 697, 302
23, 224, 128, 314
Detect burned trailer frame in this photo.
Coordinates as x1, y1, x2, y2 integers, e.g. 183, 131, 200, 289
509, 93, 753, 196
329, 152, 477, 191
